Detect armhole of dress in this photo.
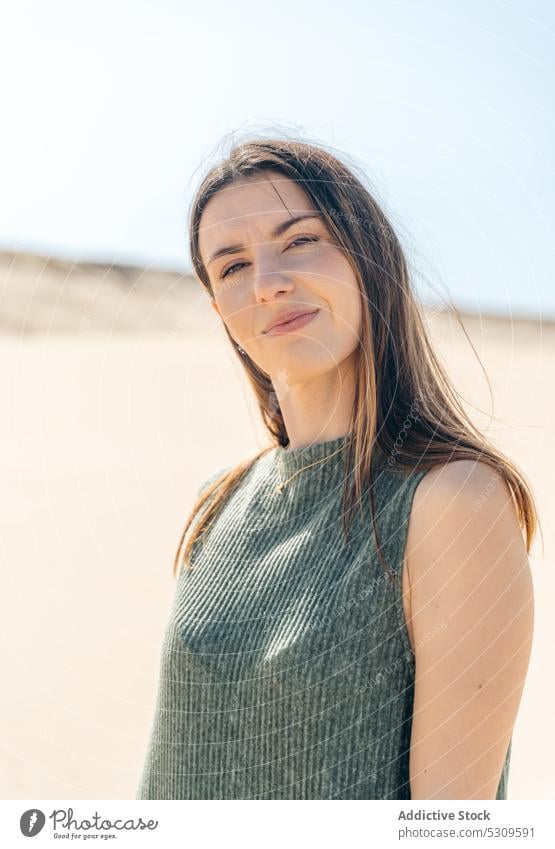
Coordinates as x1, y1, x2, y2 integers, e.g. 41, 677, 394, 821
495, 736, 512, 799
388, 463, 513, 801
390, 467, 433, 670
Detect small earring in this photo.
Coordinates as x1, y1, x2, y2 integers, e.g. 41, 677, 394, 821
237, 345, 246, 355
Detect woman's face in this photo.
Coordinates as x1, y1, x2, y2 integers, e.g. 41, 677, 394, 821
197, 171, 362, 385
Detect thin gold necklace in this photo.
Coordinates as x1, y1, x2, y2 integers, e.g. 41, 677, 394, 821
275, 439, 352, 494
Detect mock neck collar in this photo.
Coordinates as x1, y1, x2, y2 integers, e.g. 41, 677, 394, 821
275, 434, 351, 474
267, 433, 355, 497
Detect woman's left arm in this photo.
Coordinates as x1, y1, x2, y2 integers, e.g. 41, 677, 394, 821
405, 459, 535, 799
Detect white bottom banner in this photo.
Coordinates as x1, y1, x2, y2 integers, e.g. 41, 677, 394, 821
1, 799, 554, 848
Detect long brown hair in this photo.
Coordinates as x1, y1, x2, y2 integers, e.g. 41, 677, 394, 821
174, 136, 539, 579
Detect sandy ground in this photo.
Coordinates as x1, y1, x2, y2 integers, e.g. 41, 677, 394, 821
0, 251, 553, 799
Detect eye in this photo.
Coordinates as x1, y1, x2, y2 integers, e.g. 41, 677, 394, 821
219, 235, 320, 279
288, 235, 320, 249
220, 261, 246, 280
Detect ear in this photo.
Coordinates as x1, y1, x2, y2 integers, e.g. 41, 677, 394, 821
211, 299, 221, 318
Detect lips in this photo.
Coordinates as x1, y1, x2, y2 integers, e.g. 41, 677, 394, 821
264, 308, 319, 334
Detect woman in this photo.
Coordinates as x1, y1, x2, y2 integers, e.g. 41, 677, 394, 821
137, 138, 537, 800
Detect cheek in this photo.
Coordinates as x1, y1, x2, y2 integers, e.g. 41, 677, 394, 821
214, 285, 249, 332
326, 262, 363, 341
348, 286, 363, 338
337, 297, 363, 354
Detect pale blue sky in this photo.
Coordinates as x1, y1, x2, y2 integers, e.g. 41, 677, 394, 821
1, 0, 553, 316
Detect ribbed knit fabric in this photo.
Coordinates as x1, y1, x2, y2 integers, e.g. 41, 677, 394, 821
136, 434, 511, 800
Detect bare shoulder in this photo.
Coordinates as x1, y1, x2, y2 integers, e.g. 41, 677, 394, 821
404, 457, 530, 592
411, 457, 509, 514
401, 459, 531, 654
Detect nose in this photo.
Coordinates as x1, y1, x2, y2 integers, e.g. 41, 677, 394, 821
252, 248, 295, 301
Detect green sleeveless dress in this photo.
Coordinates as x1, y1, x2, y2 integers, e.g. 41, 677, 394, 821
136, 434, 511, 799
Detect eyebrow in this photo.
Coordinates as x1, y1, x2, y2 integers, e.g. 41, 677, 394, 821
206, 213, 323, 266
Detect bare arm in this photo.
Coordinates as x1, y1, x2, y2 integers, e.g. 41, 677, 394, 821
404, 460, 534, 799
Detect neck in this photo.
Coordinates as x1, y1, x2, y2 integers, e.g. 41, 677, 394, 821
275, 351, 358, 451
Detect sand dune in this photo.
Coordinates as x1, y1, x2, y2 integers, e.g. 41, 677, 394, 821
0, 250, 552, 799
